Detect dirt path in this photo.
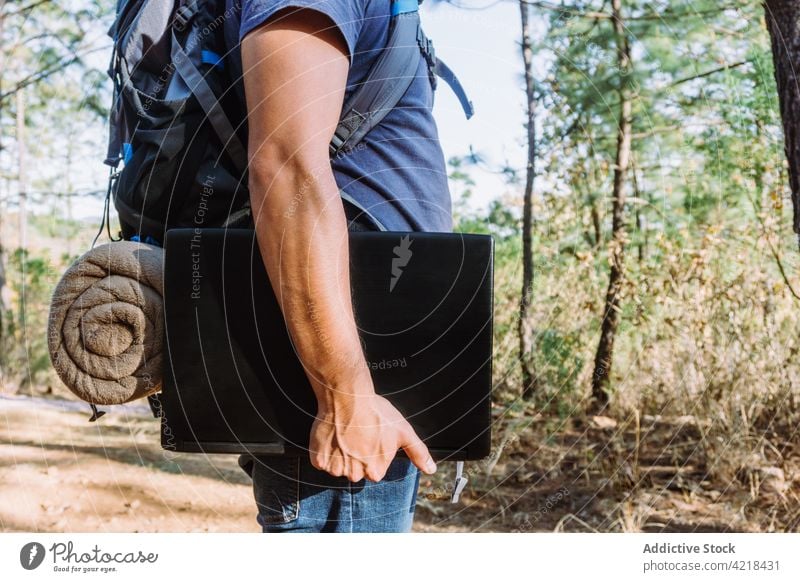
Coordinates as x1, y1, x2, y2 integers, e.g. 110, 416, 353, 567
0, 395, 261, 532
5, 395, 796, 533
0, 395, 475, 532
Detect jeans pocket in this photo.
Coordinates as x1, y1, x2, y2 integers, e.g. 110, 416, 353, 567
252, 456, 300, 525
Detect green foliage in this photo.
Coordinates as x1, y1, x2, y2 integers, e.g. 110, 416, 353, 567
438, 0, 796, 419
536, 328, 585, 417
3, 248, 61, 390
30, 211, 84, 242
450, 154, 522, 240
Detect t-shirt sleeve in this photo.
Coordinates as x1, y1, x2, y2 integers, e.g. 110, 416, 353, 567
238, 0, 366, 66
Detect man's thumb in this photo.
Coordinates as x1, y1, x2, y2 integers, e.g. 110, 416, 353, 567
401, 425, 437, 474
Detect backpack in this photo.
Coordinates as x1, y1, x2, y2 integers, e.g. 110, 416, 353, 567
102, 0, 474, 245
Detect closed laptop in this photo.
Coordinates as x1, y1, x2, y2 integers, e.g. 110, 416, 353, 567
161, 228, 493, 461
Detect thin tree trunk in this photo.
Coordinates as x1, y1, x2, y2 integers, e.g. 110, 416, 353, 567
16, 88, 27, 249
764, 0, 800, 246
15, 88, 30, 394
65, 127, 74, 256
632, 159, 645, 262
518, 0, 539, 400
591, 0, 633, 408
591, 163, 603, 247
0, 7, 6, 384
591, 197, 602, 247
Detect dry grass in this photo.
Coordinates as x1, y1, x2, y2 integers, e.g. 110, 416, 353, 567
416, 410, 800, 532
413, 213, 800, 532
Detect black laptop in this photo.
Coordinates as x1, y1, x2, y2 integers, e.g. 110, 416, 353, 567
160, 228, 493, 461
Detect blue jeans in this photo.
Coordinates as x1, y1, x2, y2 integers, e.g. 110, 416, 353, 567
240, 454, 421, 533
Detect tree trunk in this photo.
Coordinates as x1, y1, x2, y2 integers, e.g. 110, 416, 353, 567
591, 0, 633, 408
518, 0, 540, 400
17, 88, 28, 249
632, 160, 646, 262
764, 0, 800, 246
591, 198, 602, 247
0, 8, 7, 385
65, 127, 75, 256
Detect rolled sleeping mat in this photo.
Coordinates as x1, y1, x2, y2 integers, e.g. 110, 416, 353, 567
47, 241, 164, 405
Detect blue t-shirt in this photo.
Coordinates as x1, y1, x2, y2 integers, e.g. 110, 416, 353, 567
223, 0, 453, 232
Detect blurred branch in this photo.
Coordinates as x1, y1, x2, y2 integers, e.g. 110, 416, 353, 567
4, 0, 53, 16
766, 237, 800, 301
0, 45, 106, 103
522, 0, 610, 19
520, 0, 742, 21
670, 60, 748, 87
745, 189, 800, 303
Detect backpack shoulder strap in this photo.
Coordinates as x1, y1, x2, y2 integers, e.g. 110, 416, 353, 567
171, 29, 249, 175
330, 0, 422, 157
330, 0, 473, 157
417, 28, 475, 120
170, 2, 249, 175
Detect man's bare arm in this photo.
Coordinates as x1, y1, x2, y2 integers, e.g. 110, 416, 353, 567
241, 10, 436, 482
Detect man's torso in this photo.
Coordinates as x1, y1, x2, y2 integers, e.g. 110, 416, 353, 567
223, 0, 453, 232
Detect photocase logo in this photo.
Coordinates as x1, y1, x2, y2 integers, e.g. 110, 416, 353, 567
20, 542, 45, 570
390, 235, 413, 292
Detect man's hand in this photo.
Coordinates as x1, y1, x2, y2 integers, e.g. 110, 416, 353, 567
310, 375, 437, 482
241, 9, 436, 482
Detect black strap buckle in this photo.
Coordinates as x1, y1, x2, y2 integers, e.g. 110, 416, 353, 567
330, 111, 367, 156
417, 29, 438, 91
174, 1, 198, 30
329, 133, 346, 156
